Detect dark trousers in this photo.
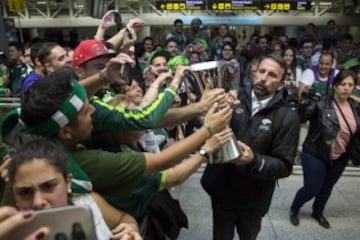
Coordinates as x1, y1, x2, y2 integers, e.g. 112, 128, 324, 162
212, 201, 262, 240
291, 152, 347, 216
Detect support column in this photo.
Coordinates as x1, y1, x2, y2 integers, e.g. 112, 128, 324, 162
137, 26, 151, 42
0, 7, 8, 51
349, 26, 360, 42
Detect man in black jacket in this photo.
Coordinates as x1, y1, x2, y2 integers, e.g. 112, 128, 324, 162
201, 54, 300, 240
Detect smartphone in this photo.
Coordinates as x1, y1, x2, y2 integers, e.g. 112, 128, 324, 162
122, 62, 132, 85
113, 12, 124, 31
13, 206, 97, 240
113, 12, 133, 39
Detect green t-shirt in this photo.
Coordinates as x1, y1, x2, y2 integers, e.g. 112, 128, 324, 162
296, 56, 310, 71
71, 149, 146, 198
105, 171, 167, 220
102, 145, 167, 219
91, 87, 176, 132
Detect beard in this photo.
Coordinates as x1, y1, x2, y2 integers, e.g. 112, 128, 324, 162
253, 82, 271, 99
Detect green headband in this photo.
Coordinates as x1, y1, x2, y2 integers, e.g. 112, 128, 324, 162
21, 80, 87, 138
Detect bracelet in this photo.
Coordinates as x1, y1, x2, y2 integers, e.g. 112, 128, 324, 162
202, 123, 213, 136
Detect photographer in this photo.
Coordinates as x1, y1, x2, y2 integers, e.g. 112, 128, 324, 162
298, 52, 338, 98
290, 70, 360, 229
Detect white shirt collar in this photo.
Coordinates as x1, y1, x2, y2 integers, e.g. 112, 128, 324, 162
251, 90, 273, 116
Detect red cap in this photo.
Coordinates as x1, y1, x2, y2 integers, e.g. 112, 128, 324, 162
73, 39, 115, 68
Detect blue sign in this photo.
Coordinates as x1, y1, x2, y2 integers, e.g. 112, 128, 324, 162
180, 16, 263, 25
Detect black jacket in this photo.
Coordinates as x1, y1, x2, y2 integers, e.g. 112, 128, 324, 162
300, 97, 360, 162
201, 87, 300, 215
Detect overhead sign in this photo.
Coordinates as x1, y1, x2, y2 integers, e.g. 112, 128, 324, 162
208, 1, 311, 11
209, 0, 260, 10
156, 1, 206, 10
156, 1, 311, 11
8, 0, 24, 12
261, 0, 311, 11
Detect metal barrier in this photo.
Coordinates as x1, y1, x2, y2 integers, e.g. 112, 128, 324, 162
0, 97, 20, 108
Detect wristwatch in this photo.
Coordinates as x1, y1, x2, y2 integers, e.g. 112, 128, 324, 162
199, 148, 209, 159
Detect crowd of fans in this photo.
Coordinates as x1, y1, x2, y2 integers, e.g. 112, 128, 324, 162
0, 11, 359, 240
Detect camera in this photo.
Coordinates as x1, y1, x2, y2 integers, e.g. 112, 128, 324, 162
301, 88, 321, 101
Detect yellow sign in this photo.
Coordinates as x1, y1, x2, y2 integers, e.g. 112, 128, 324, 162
8, 0, 24, 12
156, 1, 206, 10
284, 3, 291, 11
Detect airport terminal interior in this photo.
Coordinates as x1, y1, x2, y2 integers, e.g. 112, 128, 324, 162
1, 0, 360, 48
1, 1, 360, 240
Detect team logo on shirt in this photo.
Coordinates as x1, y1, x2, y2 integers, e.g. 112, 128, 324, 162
258, 118, 272, 131
235, 107, 243, 114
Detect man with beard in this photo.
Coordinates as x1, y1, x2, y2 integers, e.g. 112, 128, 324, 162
201, 54, 300, 240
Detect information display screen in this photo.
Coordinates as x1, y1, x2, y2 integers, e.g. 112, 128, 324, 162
261, 0, 311, 11
156, 1, 206, 10
208, 0, 260, 10
156, 0, 311, 11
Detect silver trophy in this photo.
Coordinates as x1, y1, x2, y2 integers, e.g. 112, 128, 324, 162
188, 61, 243, 163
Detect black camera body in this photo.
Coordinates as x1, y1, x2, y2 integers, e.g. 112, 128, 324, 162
301, 88, 321, 102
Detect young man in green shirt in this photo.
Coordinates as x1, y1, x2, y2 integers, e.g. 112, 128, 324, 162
1, 67, 231, 198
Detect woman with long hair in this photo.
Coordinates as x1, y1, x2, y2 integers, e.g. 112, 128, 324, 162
282, 47, 302, 95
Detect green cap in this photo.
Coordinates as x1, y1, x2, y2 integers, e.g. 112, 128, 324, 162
147, 50, 172, 64
194, 38, 209, 51
168, 55, 190, 71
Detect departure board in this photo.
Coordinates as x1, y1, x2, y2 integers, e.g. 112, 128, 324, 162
156, 0, 311, 11
261, 0, 311, 11
156, 1, 206, 10
208, 0, 260, 10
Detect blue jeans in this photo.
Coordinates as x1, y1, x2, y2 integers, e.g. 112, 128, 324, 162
291, 152, 347, 216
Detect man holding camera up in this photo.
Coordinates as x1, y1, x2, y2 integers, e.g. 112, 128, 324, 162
298, 52, 339, 98
201, 54, 300, 240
